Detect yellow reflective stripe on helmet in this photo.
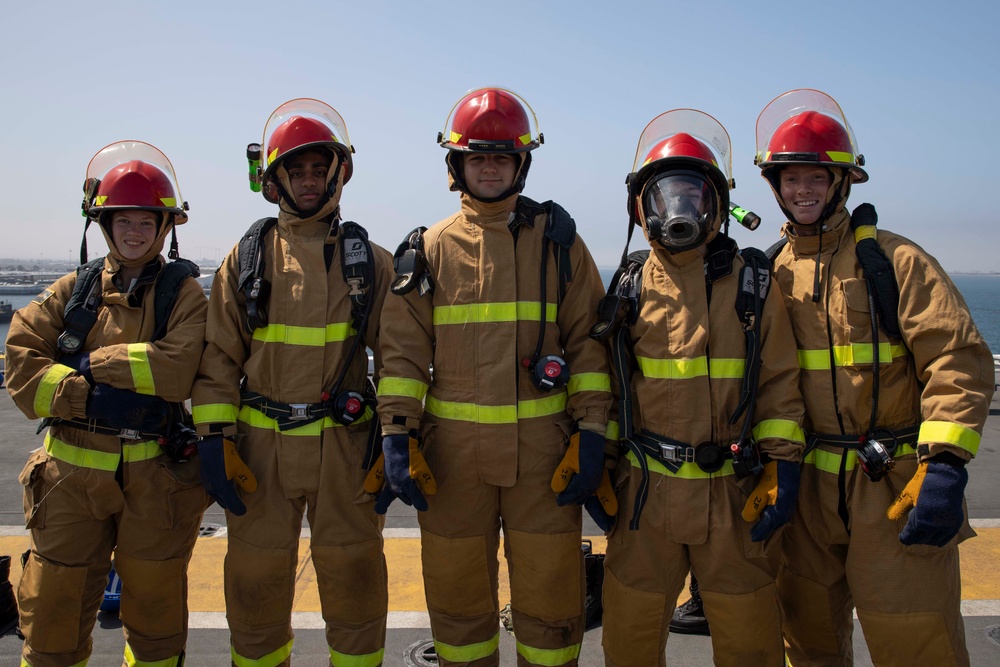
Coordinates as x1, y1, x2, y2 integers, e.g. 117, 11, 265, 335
232, 639, 293, 667
567, 372, 611, 394
433, 301, 557, 326
709, 358, 745, 379
377, 377, 429, 401
45, 433, 120, 471
34, 363, 75, 418
826, 150, 855, 164
424, 393, 568, 423
329, 646, 385, 667
753, 419, 806, 445
918, 421, 981, 456
606, 420, 620, 441
798, 343, 908, 370
192, 403, 240, 425
516, 639, 581, 666
434, 632, 500, 663
238, 405, 372, 435
637, 356, 708, 379
804, 442, 917, 474
126, 343, 156, 395
125, 642, 181, 666
626, 449, 735, 479
251, 322, 355, 346
854, 226, 877, 243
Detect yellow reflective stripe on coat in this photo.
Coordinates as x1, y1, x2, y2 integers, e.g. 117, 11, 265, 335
125, 642, 181, 666
232, 639, 293, 667
626, 449, 735, 479
433, 301, 556, 326
34, 363, 75, 418
377, 376, 429, 401
425, 393, 567, 423
44, 433, 162, 471
753, 419, 806, 445
636, 356, 746, 380
238, 405, 372, 435
516, 639, 581, 666
126, 343, 156, 395
329, 646, 385, 667
798, 343, 909, 370
434, 632, 500, 663
251, 322, 355, 346
919, 420, 981, 456
567, 372, 611, 394
606, 420, 620, 441
804, 443, 918, 474
192, 403, 240, 425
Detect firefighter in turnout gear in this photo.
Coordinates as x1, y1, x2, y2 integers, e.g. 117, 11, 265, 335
755, 89, 994, 666
373, 87, 613, 666
191, 99, 394, 666
598, 110, 806, 667
5, 141, 210, 666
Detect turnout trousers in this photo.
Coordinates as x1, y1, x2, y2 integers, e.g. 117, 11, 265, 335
602, 457, 785, 667
778, 452, 972, 667
17, 441, 208, 667
223, 418, 388, 667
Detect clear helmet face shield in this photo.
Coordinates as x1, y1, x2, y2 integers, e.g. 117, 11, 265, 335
641, 171, 718, 251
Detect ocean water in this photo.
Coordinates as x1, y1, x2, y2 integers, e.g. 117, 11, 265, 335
2, 273, 999, 356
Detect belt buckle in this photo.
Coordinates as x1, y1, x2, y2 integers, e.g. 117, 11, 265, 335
119, 428, 141, 440
287, 404, 312, 421
659, 444, 694, 464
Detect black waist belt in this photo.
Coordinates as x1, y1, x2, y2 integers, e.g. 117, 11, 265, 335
41, 417, 164, 442
634, 431, 733, 475
241, 391, 329, 431
807, 424, 920, 455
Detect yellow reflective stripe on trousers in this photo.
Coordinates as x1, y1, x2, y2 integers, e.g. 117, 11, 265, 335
192, 403, 240, 425
425, 393, 567, 423
516, 638, 581, 666
434, 632, 500, 663
33, 363, 75, 418
238, 405, 372, 435
44, 433, 162, 470
329, 646, 385, 667
636, 356, 746, 380
919, 420, 981, 456
232, 639, 293, 667
126, 343, 156, 395
567, 372, 611, 394
626, 449, 735, 479
433, 301, 556, 325
22, 659, 88, 667
125, 642, 181, 666
798, 343, 909, 370
377, 376, 429, 401
252, 322, 355, 345
753, 419, 806, 445
804, 443, 918, 474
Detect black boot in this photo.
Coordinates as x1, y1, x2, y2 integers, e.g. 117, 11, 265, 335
0, 555, 19, 638
669, 576, 710, 636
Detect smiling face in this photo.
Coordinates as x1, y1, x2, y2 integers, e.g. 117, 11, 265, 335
779, 165, 833, 226
285, 149, 332, 212
110, 210, 159, 262
462, 153, 517, 200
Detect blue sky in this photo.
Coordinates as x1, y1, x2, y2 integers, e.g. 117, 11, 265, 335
3, 1, 998, 272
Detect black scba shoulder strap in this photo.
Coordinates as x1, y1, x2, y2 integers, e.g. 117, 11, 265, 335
58, 258, 199, 353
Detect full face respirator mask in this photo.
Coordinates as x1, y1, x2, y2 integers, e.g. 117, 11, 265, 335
641, 171, 717, 252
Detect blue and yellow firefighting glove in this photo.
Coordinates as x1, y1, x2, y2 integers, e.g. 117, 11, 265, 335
381, 432, 437, 512
60, 352, 94, 385
887, 454, 968, 547
87, 384, 171, 433
198, 435, 257, 516
551, 428, 606, 507
363, 452, 406, 515
742, 459, 801, 542
584, 470, 618, 533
